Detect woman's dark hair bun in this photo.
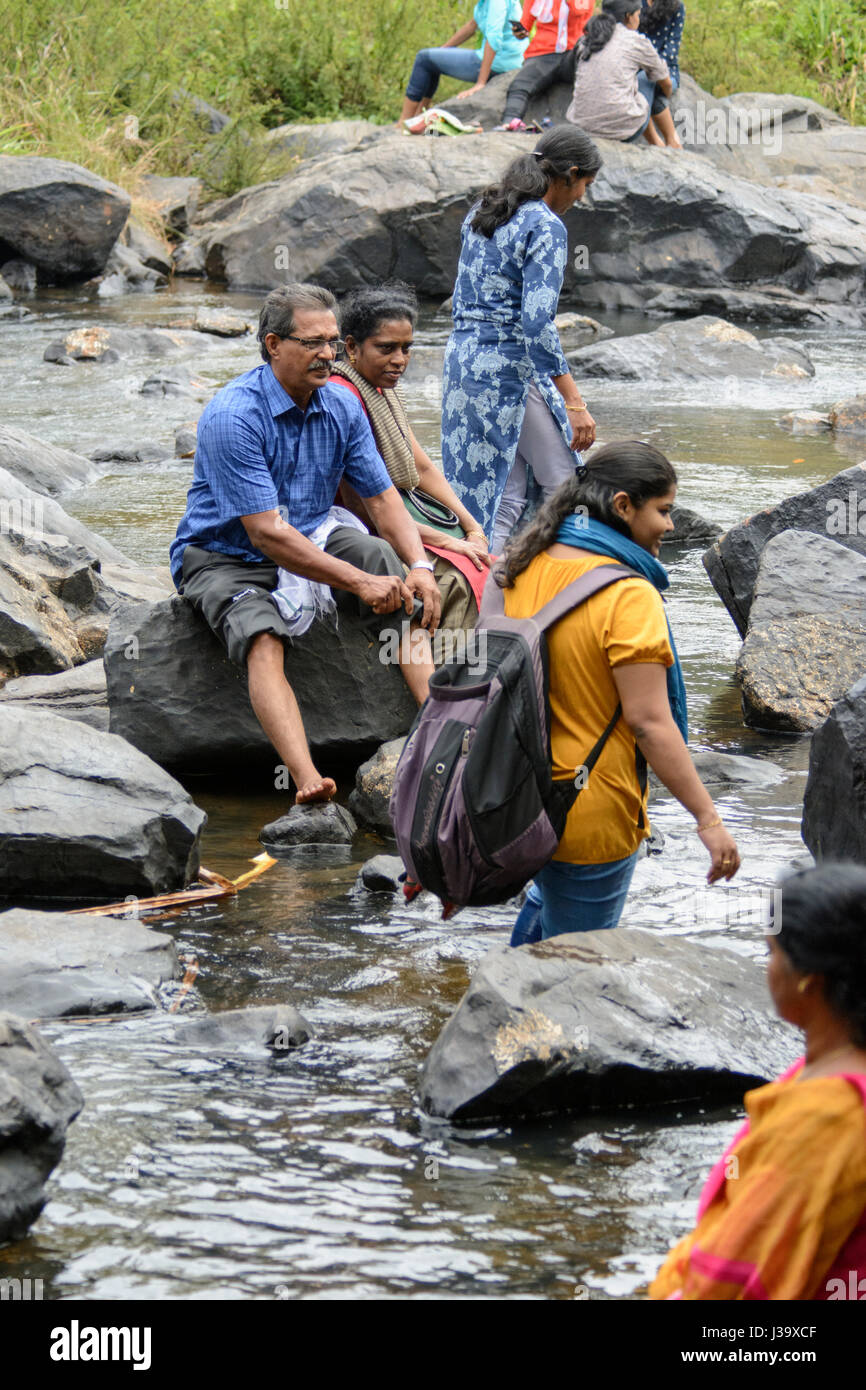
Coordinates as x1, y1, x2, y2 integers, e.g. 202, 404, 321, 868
471, 124, 602, 237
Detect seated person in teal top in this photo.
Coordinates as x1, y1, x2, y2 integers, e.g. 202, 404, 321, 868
171, 283, 440, 804
397, 0, 529, 128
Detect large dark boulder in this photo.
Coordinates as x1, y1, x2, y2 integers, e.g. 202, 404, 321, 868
104, 597, 417, 773
0, 707, 206, 899
173, 133, 866, 322
568, 314, 814, 381
703, 461, 866, 636
735, 531, 866, 732
0, 156, 130, 284
802, 676, 866, 863
0, 908, 182, 1018
0, 1013, 83, 1243
420, 929, 798, 1123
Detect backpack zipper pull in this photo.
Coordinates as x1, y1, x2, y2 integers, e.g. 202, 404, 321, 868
461, 729, 471, 756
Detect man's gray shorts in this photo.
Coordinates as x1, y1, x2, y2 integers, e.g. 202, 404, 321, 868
179, 528, 416, 668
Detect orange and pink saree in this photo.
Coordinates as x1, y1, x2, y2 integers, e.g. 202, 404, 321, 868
650, 1063, 866, 1301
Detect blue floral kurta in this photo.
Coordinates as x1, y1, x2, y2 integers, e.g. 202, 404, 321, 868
441, 200, 572, 539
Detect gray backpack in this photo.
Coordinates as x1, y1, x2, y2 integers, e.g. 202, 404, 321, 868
389, 563, 640, 914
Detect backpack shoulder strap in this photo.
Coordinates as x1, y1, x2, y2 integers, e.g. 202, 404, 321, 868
479, 562, 642, 628
478, 572, 506, 620
532, 563, 641, 632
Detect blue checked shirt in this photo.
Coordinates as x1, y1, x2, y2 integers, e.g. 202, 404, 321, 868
170, 365, 392, 587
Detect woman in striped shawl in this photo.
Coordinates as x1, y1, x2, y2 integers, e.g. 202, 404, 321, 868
329, 283, 492, 631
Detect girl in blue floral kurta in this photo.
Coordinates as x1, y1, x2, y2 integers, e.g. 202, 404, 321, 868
441, 129, 602, 544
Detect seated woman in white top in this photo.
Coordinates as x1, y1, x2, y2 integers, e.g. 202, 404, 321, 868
566, 0, 672, 145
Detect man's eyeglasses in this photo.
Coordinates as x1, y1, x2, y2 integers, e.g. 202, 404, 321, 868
283, 335, 345, 353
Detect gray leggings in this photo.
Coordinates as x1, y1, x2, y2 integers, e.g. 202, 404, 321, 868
491, 384, 578, 553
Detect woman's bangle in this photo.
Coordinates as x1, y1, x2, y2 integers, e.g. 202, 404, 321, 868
466, 529, 486, 541
565, 403, 588, 414
696, 816, 723, 833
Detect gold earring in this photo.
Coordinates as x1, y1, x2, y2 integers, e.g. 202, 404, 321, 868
797, 976, 813, 995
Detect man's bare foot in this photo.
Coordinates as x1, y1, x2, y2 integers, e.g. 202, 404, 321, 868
295, 776, 337, 805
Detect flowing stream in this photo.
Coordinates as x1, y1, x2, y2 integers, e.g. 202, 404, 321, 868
1, 282, 863, 1300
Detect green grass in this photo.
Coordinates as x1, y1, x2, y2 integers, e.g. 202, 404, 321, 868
1, 0, 863, 224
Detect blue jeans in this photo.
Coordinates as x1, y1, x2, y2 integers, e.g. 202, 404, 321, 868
624, 71, 657, 141
406, 48, 482, 101
510, 851, 639, 947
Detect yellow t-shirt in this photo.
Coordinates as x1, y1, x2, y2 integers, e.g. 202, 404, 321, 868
503, 550, 674, 864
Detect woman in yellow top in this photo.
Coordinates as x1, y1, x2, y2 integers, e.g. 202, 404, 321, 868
502, 441, 740, 944
651, 862, 866, 1301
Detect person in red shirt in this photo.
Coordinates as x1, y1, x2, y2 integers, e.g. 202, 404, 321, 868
497, 0, 596, 129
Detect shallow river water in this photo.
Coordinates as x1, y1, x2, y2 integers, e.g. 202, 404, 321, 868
1, 282, 863, 1300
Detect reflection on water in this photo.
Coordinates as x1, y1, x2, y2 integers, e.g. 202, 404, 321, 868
0, 282, 847, 1299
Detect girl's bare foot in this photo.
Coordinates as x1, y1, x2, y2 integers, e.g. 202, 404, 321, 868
295, 776, 337, 805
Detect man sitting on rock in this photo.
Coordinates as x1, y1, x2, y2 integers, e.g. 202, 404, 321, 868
170, 282, 440, 804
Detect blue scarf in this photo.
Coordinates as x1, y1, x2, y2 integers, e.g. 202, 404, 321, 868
555, 515, 688, 741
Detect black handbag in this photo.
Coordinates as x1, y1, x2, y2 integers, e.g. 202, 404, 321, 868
400, 487, 465, 538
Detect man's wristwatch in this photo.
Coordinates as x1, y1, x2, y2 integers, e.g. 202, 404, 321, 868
409, 559, 435, 574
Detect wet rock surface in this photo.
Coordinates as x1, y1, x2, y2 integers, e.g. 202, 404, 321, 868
43, 323, 219, 363
703, 462, 866, 636
348, 737, 406, 833
802, 676, 866, 864
0, 425, 100, 496
735, 530, 866, 732
420, 928, 798, 1123
830, 394, 866, 434
260, 801, 357, 848
0, 707, 206, 899
0, 1013, 84, 1243
0, 909, 182, 1019
568, 315, 815, 381
662, 505, 723, 548
165, 1005, 312, 1054
358, 854, 404, 893
104, 598, 417, 772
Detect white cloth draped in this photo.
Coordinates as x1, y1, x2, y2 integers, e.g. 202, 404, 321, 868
272, 505, 367, 637
530, 0, 572, 51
